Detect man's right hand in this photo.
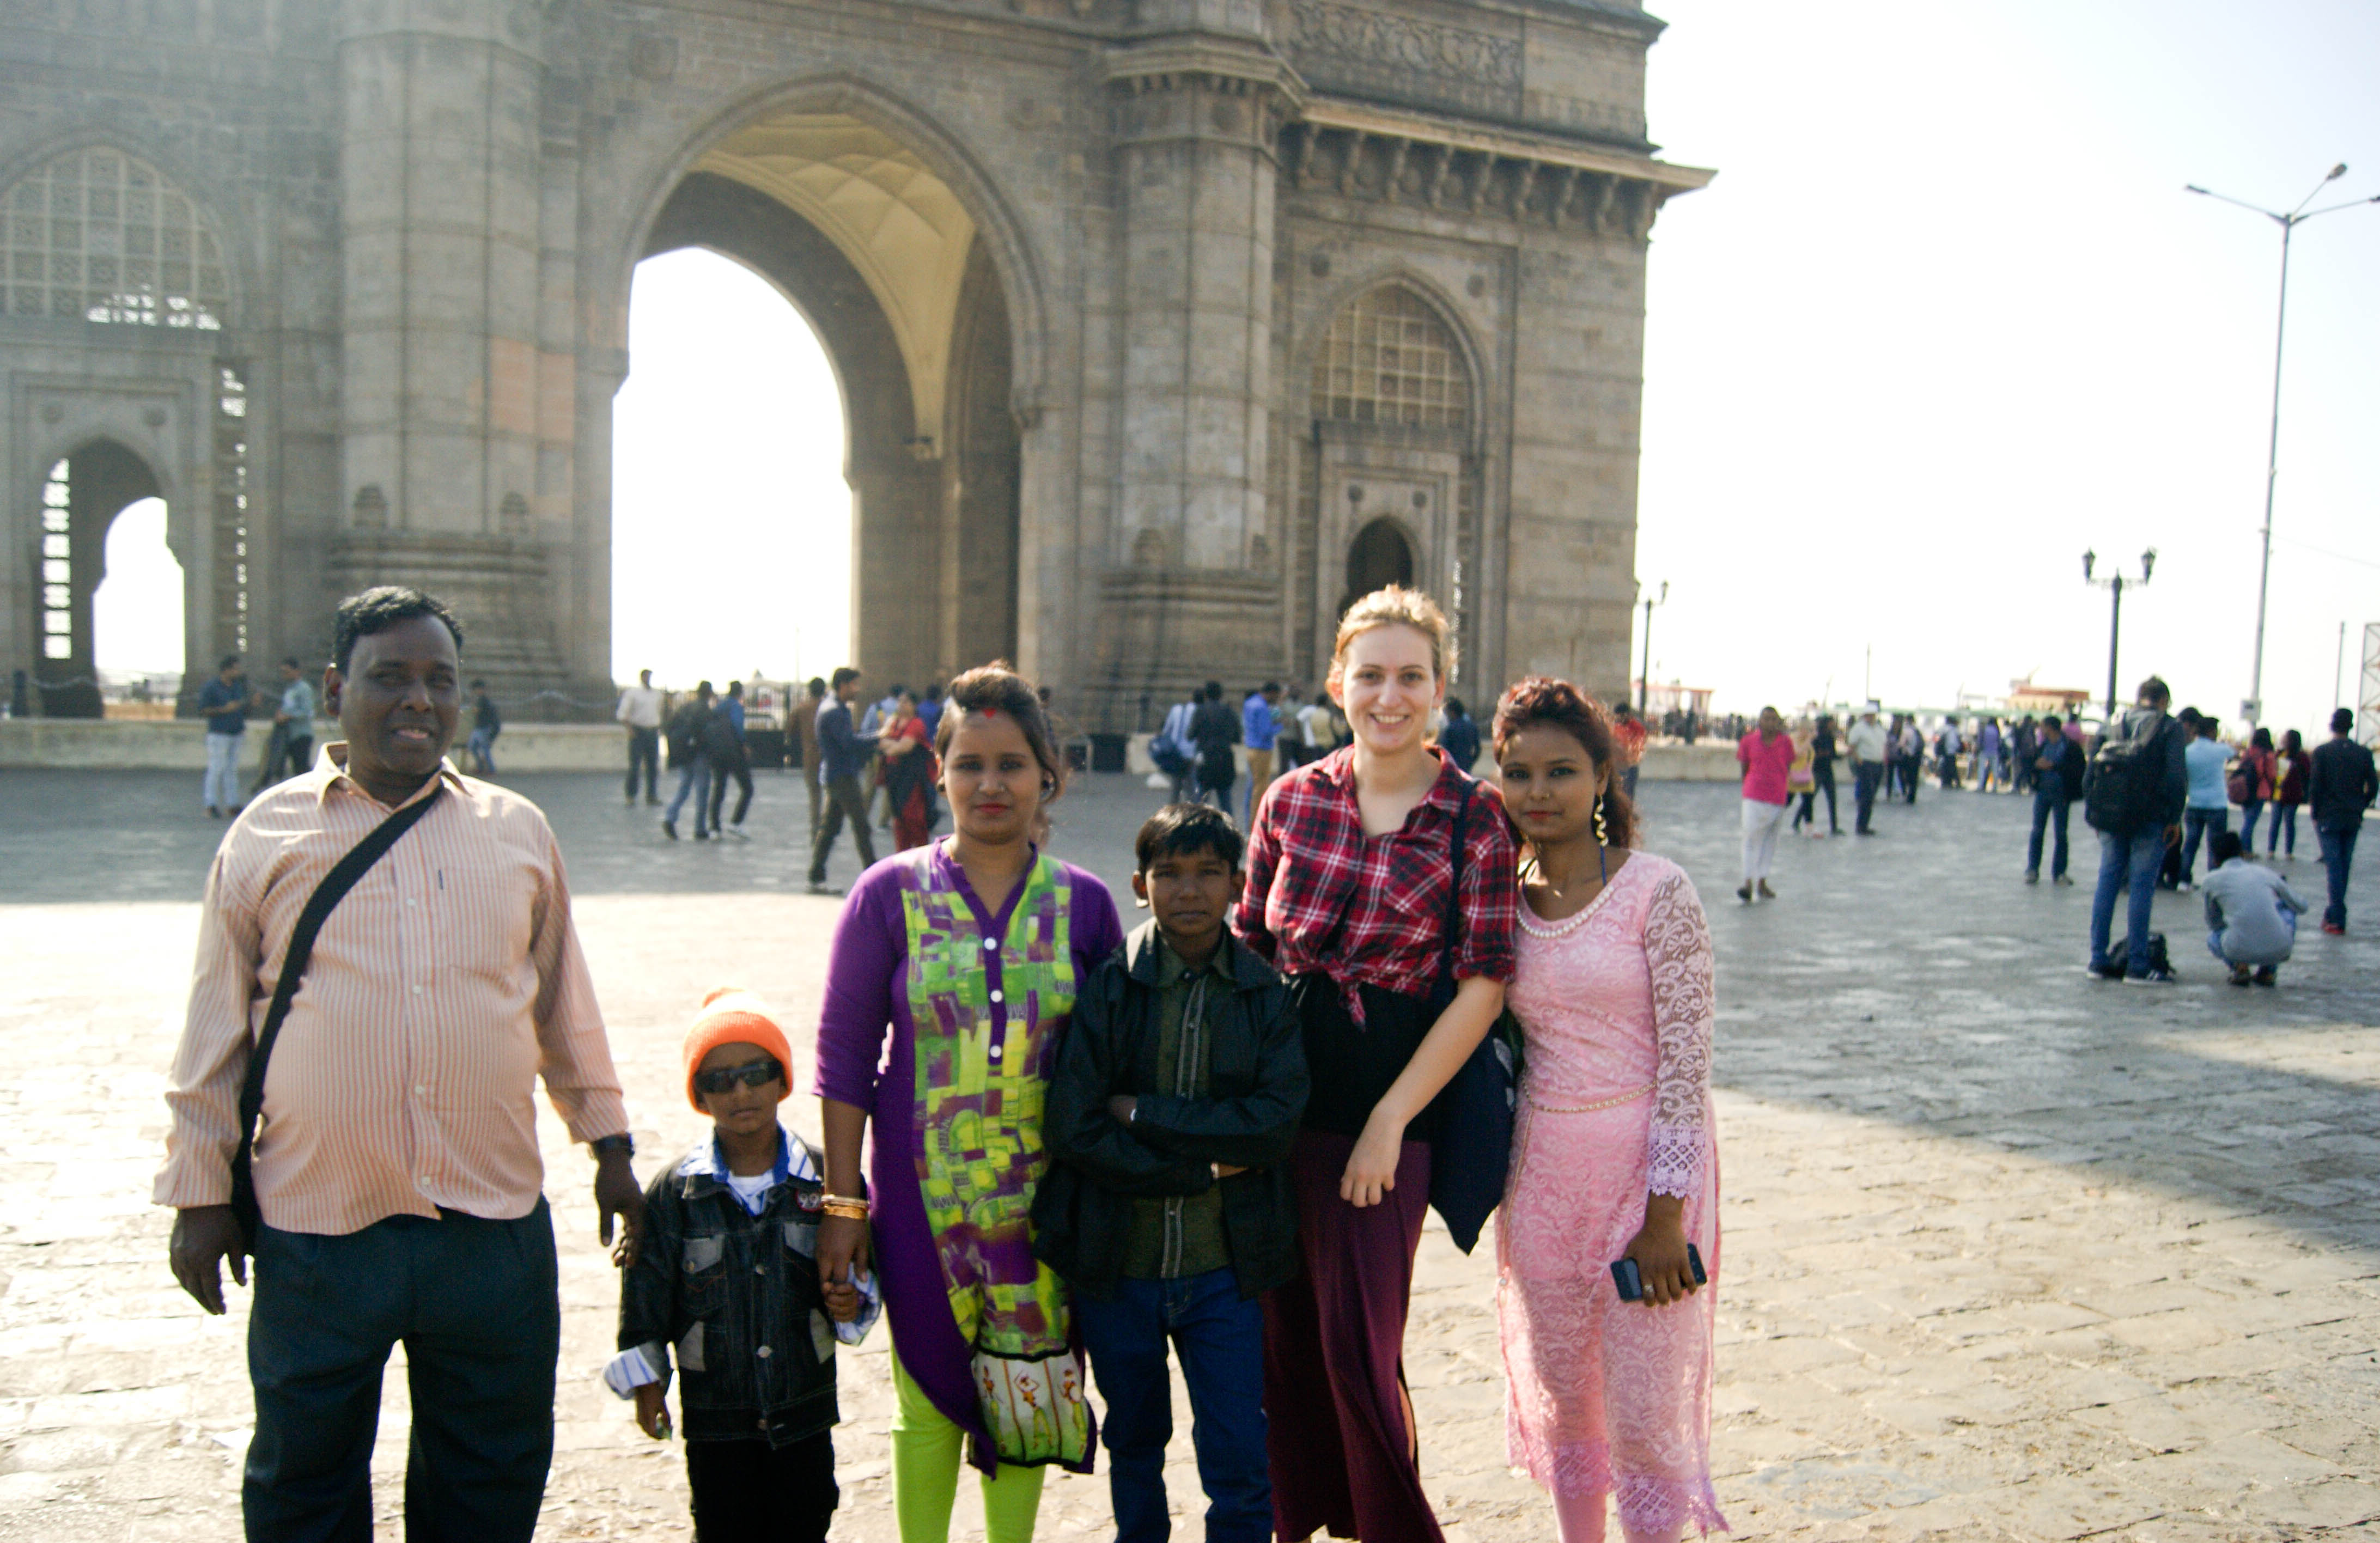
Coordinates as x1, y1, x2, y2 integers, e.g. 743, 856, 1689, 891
170, 1205, 248, 1315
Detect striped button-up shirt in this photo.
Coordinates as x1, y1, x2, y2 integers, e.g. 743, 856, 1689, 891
153, 745, 630, 1236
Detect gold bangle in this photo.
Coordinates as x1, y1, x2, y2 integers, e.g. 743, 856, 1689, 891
820, 1193, 868, 1210
821, 1200, 870, 1221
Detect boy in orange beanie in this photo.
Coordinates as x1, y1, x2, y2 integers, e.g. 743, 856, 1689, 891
608, 989, 873, 1541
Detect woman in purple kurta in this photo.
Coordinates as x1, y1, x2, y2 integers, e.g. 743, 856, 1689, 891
813, 666, 1123, 1543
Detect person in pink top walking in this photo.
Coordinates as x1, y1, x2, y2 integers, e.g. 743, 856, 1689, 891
1735, 706, 1794, 902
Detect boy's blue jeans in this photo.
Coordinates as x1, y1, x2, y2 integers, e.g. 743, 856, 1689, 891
2090, 827, 2166, 976
1074, 1267, 1270, 1543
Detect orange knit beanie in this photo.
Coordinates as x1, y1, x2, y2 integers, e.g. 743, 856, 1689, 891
682, 987, 795, 1112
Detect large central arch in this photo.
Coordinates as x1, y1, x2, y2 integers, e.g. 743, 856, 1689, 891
622, 81, 1045, 688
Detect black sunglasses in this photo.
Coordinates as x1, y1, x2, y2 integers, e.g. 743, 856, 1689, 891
693, 1058, 784, 1096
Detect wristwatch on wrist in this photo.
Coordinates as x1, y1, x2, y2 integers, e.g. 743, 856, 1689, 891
591, 1134, 635, 1160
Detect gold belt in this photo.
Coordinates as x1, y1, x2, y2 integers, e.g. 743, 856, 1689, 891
1527, 1084, 1652, 1114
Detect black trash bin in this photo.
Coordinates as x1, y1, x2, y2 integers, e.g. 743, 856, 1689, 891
1088, 733, 1128, 774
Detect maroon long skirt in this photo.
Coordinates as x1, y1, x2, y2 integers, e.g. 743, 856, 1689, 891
1262, 1130, 1442, 1543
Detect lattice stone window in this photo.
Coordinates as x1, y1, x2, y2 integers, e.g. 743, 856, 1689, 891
1310, 284, 1469, 431
3, 148, 227, 329
40, 460, 72, 658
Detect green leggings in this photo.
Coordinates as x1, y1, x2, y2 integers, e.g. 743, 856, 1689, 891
891, 1346, 1046, 1543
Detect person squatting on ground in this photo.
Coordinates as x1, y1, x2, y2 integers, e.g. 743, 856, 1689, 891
808, 667, 880, 892
665, 680, 717, 840
814, 664, 1125, 1543
2199, 832, 2306, 987
1493, 678, 1726, 1543
2083, 675, 2190, 983
1034, 802, 1310, 1543
1233, 584, 1518, 1543
609, 989, 876, 1541
155, 584, 643, 1542
618, 667, 665, 806
2025, 713, 2085, 885
1734, 706, 1793, 902
704, 679, 756, 839
2308, 708, 2378, 935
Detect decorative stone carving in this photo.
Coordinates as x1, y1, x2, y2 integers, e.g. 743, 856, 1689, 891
351, 484, 387, 530
1284, 122, 1689, 237
1289, 1, 1523, 119
498, 491, 531, 534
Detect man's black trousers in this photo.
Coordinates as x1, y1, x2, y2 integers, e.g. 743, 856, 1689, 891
626, 727, 660, 801
686, 1432, 838, 1542
244, 1201, 560, 1543
809, 772, 878, 883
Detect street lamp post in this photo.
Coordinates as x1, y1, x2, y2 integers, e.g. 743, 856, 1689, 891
1636, 580, 1667, 716
2083, 548, 2156, 718
2185, 164, 2379, 725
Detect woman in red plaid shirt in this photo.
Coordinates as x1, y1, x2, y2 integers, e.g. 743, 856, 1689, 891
1232, 586, 1518, 1543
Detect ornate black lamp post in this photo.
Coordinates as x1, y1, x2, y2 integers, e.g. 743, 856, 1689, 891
2083, 547, 2156, 718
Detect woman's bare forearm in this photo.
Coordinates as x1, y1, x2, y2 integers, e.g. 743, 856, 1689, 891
1371, 974, 1504, 1131
821, 1097, 869, 1196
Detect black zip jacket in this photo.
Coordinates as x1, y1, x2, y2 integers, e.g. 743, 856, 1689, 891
1033, 920, 1308, 1301
617, 1133, 840, 1447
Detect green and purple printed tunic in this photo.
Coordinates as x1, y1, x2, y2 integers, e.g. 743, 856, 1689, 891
815, 841, 1123, 1473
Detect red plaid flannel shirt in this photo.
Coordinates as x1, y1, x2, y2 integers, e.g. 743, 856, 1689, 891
1232, 746, 1517, 1022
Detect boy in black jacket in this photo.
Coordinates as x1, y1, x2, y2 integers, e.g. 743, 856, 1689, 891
1034, 804, 1308, 1543
610, 990, 874, 1541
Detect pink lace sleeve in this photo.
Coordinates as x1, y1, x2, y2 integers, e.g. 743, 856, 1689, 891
1644, 868, 1715, 1198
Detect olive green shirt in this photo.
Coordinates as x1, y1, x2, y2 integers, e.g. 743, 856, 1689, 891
1118, 935, 1234, 1280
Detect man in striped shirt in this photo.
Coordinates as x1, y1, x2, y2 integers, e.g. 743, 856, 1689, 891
155, 586, 643, 1542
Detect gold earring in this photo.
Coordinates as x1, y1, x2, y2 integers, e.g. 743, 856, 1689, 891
1593, 794, 1610, 846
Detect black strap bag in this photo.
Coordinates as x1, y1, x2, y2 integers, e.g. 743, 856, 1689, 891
1421, 774, 1526, 1255
226, 784, 446, 1248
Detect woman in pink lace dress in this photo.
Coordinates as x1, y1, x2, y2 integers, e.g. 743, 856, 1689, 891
1492, 678, 1726, 1542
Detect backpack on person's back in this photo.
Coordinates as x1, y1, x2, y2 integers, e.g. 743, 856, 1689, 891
2085, 709, 2177, 834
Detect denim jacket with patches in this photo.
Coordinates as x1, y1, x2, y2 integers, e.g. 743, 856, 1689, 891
617, 1129, 842, 1446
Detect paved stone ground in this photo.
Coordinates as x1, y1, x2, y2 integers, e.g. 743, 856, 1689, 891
3, 765, 2377, 1540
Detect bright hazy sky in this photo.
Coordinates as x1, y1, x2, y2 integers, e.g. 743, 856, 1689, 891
95, 5, 2378, 741
1639, 0, 2378, 734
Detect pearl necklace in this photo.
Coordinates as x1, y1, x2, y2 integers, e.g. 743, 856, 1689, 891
1517, 850, 1620, 938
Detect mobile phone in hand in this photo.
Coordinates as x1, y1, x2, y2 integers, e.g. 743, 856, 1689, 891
1610, 1242, 1706, 1302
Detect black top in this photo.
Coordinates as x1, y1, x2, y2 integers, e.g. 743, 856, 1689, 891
2309, 737, 2378, 829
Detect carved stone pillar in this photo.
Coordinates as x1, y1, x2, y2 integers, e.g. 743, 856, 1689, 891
1105, 21, 1302, 574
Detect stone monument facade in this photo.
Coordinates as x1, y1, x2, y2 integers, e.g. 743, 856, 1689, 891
1, 0, 1707, 725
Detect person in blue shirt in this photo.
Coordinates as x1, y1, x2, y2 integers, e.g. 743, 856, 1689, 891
197, 654, 251, 817
706, 679, 755, 839
2025, 713, 2084, 883
1240, 682, 1282, 824
1437, 696, 1481, 773
2177, 712, 2232, 889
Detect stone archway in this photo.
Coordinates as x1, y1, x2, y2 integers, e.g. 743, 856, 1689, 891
1341, 515, 1415, 618
631, 106, 1023, 691
32, 438, 166, 717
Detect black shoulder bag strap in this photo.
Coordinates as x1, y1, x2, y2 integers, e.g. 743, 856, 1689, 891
227, 782, 447, 1247
1433, 769, 1474, 1008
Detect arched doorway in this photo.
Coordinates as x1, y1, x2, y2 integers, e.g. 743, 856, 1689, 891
33, 440, 169, 717
628, 106, 1022, 692
1297, 282, 1481, 688
611, 248, 851, 688
1341, 516, 1415, 618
